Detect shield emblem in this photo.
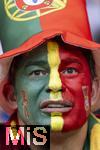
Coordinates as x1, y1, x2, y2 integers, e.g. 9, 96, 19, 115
16, 0, 53, 11
4, 0, 67, 21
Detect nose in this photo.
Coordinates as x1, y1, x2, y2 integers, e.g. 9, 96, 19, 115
47, 41, 62, 95
48, 69, 62, 92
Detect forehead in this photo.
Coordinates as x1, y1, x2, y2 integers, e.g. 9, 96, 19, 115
21, 40, 86, 63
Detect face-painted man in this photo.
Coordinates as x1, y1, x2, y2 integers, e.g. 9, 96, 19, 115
0, 0, 100, 150
2, 39, 99, 150
6, 40, 92, 132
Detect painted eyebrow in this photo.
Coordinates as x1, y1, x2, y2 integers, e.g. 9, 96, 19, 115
61, 58, 81, 65
25, 61, 48, 67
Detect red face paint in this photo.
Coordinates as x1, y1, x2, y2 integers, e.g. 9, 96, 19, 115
58, 44, 92, 131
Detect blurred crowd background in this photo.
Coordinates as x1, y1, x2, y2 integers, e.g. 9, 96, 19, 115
0, 0, 100, 123
86, 0, 100, 43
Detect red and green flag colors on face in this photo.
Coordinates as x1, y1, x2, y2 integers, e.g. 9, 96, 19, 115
13, 40, 92, 132
0, 0, 100, 58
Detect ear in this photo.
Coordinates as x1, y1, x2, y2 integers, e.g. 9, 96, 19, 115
3, 83, 17, 110
91, 79, 100, 112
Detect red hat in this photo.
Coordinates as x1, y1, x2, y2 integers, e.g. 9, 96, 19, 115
0, 0, 100, 59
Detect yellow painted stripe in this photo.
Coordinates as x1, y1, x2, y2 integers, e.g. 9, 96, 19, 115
47, 41, 64, 131
47, 41, 62, 99
51, 112, 64, 131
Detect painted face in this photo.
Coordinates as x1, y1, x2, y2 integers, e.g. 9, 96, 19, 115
14, 40, 92, 132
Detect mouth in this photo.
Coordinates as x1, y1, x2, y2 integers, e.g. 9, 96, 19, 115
40, 100, 73, 113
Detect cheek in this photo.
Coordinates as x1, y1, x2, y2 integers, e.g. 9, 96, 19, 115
15, 76, 50, 111
15, 79, 40, 117
60, 69, 92, 99
61, 74, 83, 95
60, 74, 92, 127
61, 76, 92, 110
15, 77, 45, 96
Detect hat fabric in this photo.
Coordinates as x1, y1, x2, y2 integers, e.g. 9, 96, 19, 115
0, 0, 100, 59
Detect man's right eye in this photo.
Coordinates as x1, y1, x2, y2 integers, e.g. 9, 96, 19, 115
29, 70, 48, 77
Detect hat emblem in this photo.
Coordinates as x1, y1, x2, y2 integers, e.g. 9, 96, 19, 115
23, 0, 46, 6
4, 0, 67, 21
16, 0, 53, 10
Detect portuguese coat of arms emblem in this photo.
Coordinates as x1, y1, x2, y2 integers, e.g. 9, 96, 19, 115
4, 0, 67, 21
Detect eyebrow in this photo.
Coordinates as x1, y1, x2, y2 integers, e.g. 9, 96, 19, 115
61, 58, 81, 65
25, 60, 48, 67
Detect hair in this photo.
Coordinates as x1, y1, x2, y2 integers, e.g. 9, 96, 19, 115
9, 38, 95, 85
81, 49, 95, 78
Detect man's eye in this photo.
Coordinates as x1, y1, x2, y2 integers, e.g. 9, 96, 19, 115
62, 67, 78, 75
29, 70, 48, 77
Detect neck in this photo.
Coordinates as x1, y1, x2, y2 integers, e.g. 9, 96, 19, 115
50, 122, 88, 150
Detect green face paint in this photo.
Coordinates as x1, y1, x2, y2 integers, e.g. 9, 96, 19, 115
14, 43, 51, 125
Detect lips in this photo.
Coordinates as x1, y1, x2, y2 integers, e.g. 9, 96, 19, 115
40, 100, 73, 113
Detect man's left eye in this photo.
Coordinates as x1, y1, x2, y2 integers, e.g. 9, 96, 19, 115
61, 67, 78, 75
29, 70, 48, 77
